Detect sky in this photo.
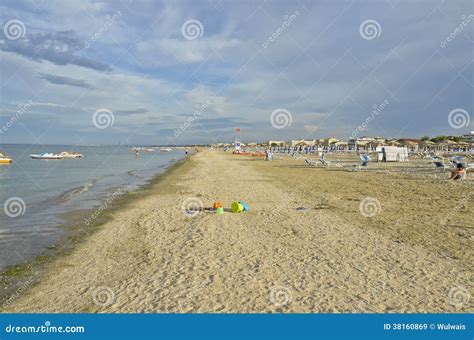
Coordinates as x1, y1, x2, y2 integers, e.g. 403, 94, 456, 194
0, 0, 472, 145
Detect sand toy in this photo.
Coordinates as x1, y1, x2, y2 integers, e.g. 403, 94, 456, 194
231, 202, 244, 213
239, 201, 249, 212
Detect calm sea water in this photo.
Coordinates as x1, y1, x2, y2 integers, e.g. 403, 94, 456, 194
0, 144, 186, 270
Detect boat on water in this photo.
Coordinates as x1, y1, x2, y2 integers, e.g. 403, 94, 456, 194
160, 147, 172, 152
60, 151, 84, 158
132, 147, 155, 152
0, 152, 12, 164
30, 153, 63, 160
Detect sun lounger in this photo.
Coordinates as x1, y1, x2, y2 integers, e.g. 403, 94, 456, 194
359, 154, 371, 170
450, 156, 474, 170
319, 156, 330, 167
432, 157, 447, 170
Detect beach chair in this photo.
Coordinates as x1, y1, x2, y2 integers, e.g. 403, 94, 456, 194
319, 155, 330, 167
359, 154, 371, 170
448, 156, 461, 167
451, 156, 474, 169
305, 158, 317, 166
431, 157, 447, 170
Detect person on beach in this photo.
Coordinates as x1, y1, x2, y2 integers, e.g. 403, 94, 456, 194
449, 163, 466, 180
265, 149, 273, 161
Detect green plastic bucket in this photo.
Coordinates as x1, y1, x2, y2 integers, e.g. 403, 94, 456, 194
231, 202, 243, 213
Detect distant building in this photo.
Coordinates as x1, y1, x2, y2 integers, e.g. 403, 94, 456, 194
348, 137, 384, 151
290, 139, 316, 147
462, 131, 474, 142
268, 140, 286, 147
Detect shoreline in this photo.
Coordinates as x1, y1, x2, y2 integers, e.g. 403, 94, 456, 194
2, 151, 472, 313
0, 155, 192, 310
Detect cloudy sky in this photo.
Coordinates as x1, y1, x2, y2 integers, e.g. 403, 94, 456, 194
0, 0, 472, 145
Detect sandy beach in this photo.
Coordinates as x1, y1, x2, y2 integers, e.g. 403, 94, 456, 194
2, 151, 472, 313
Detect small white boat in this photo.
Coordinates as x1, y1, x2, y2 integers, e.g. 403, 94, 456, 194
30, 153, 63, 160
60, 151, 84, 158
132, 147, 155, 152
160, 147, 172, 152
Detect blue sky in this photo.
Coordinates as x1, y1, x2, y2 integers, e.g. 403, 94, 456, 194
0, 0, 472, 145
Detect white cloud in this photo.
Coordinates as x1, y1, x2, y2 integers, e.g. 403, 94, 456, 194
1, 0, 472, 144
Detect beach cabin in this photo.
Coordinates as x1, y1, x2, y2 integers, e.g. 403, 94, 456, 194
376, 146, 409, 162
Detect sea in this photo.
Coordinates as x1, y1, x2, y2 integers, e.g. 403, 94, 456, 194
0, 144, 186, 271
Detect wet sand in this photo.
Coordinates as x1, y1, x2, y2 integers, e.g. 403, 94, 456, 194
2, 151, 472, 313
